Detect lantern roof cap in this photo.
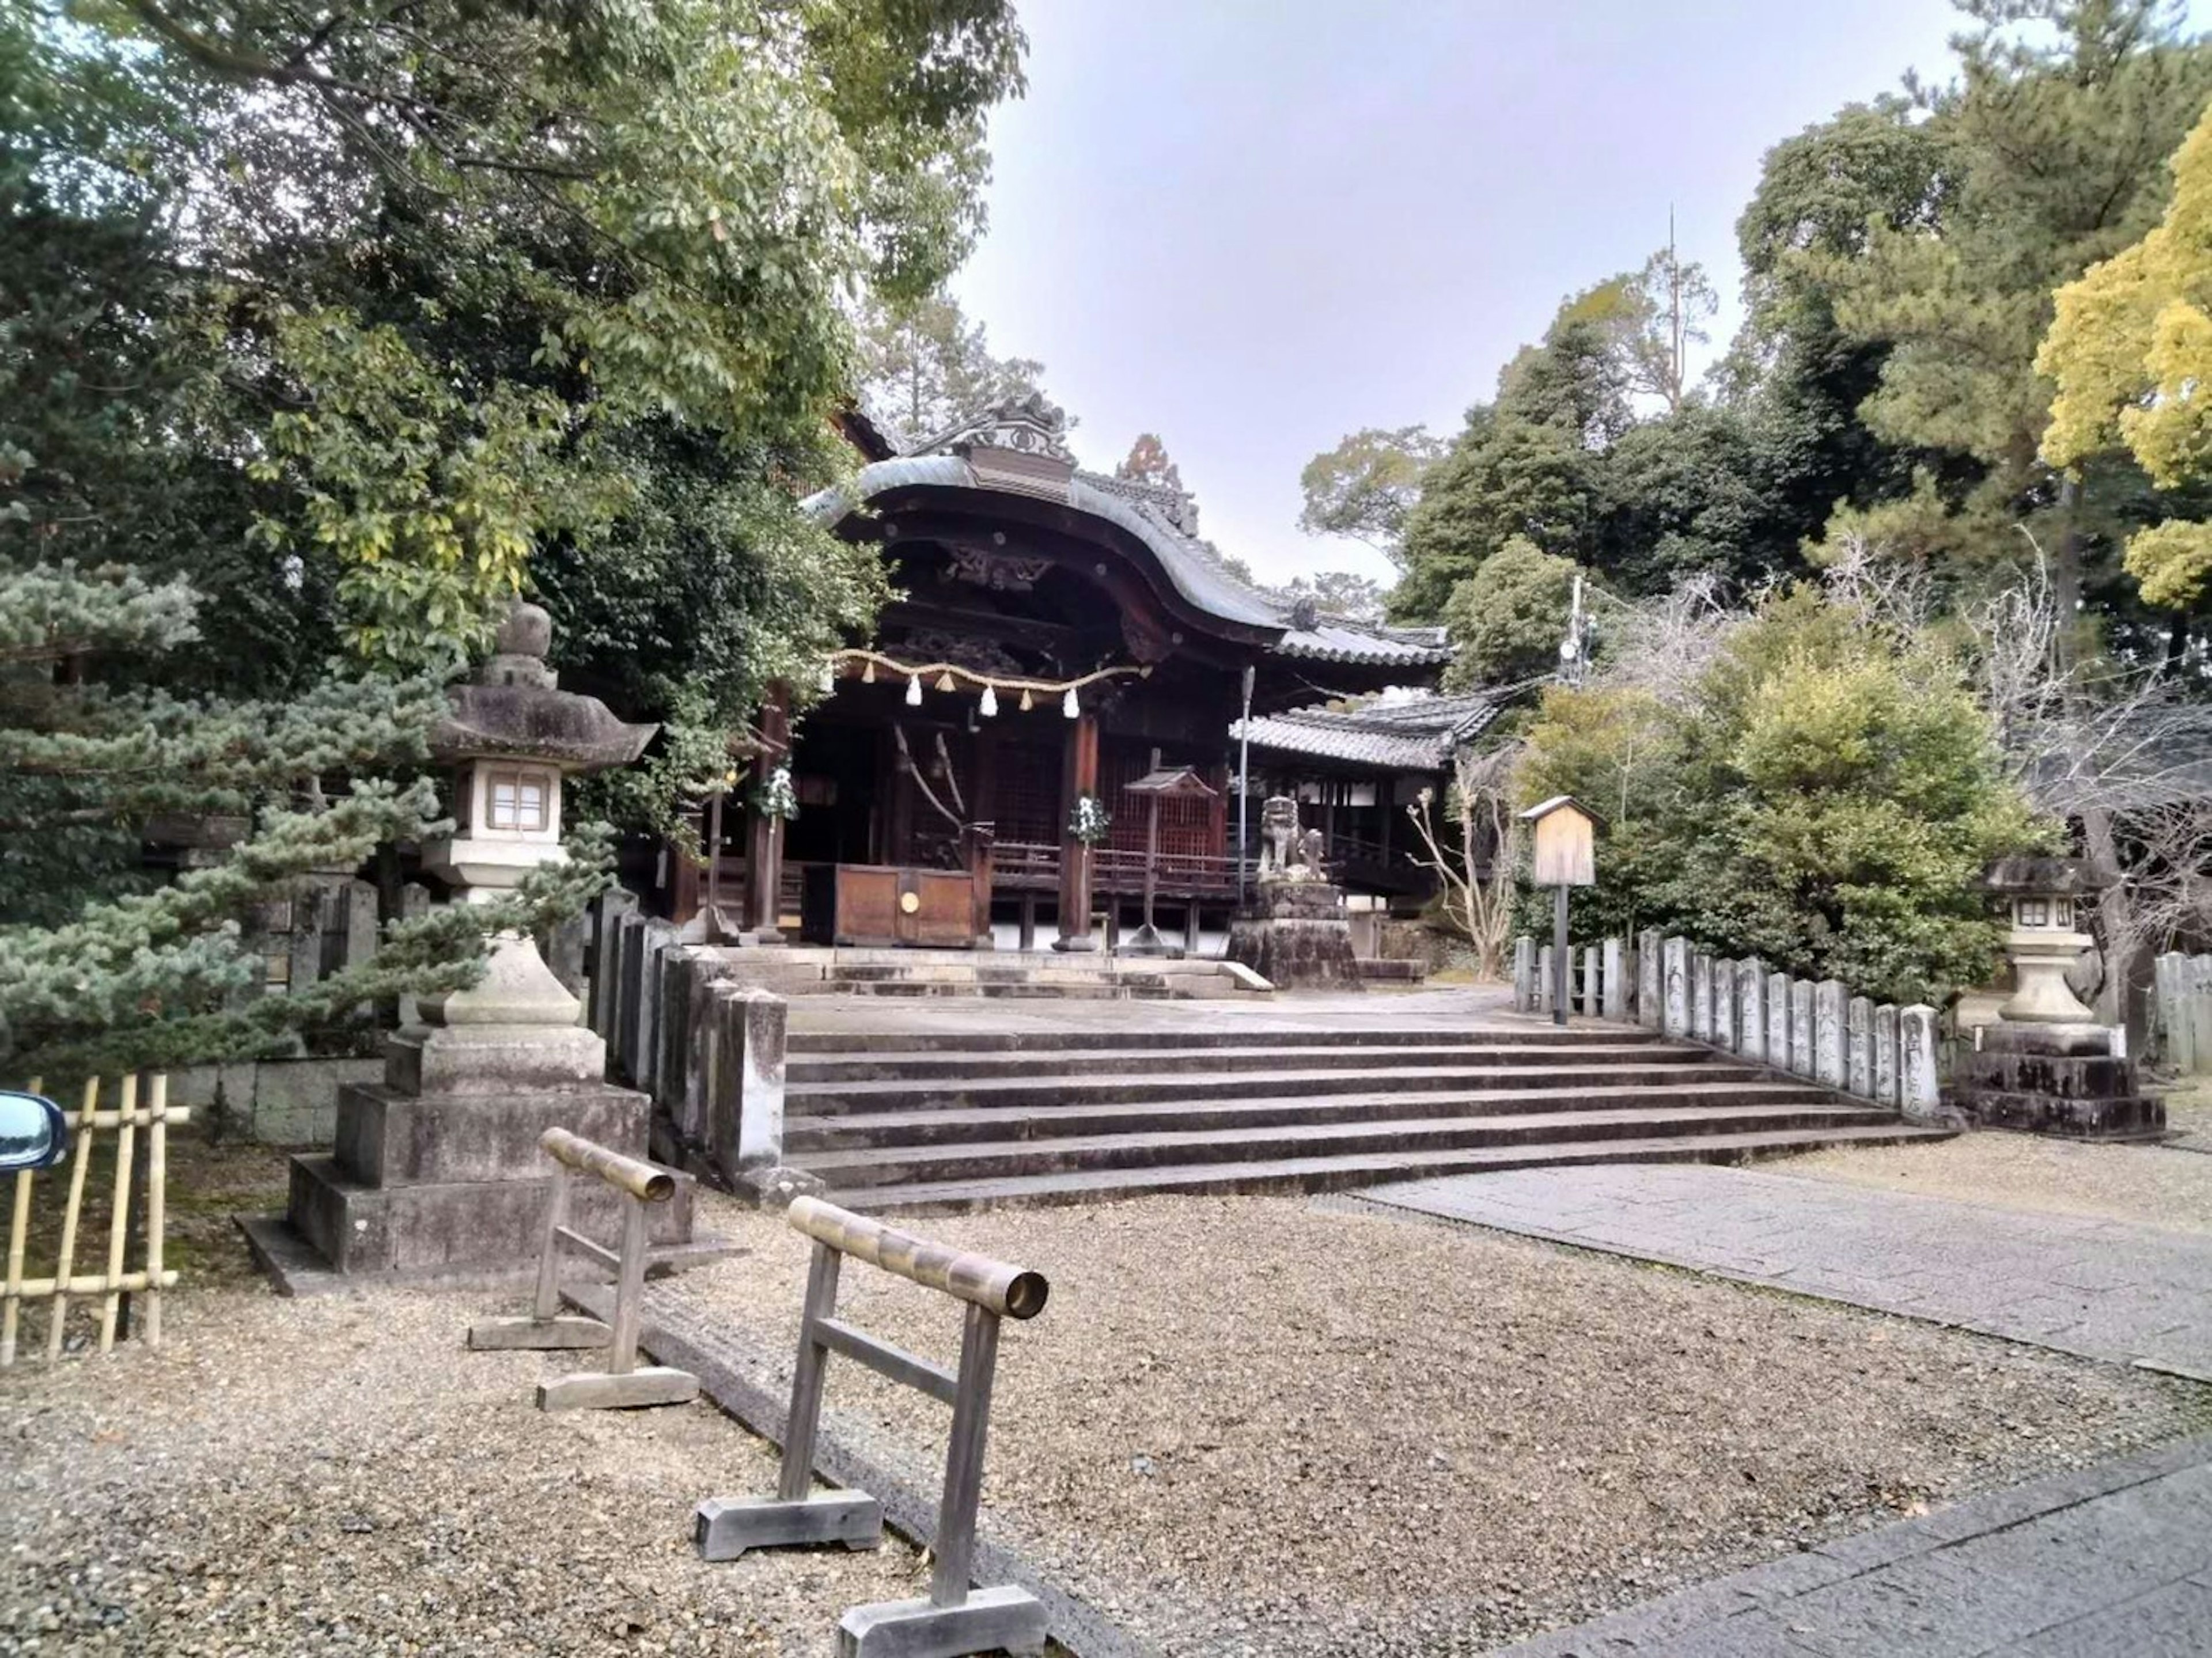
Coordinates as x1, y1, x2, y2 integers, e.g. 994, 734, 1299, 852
429, 600, 657, 771
1983, 855, 2117, 895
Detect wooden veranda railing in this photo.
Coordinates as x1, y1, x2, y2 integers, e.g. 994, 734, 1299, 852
2, 1074, 183, 1367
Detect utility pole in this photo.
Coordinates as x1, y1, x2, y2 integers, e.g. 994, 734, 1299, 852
1668, 204, 1683, 411
1559, 572, 1592, 688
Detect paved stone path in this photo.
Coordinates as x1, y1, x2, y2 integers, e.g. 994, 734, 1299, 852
1365, 1163, 2212, 1381
1490, 1433, 2212, 1656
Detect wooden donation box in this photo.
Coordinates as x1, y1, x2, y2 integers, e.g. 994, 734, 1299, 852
802, 864, 978, 948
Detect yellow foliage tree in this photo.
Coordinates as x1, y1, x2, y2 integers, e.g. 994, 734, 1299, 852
2039, 101, 2212, 610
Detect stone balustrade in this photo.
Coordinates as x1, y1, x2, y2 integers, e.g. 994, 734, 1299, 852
1513, 931, 1945, 1123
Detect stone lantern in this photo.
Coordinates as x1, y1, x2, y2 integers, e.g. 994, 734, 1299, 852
1949, 856, 2162, 1141
250, 601, 705, 1285
1988, 857, 2101, 1025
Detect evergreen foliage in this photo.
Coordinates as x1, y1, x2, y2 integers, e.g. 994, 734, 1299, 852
1441, 538, 1582, 690
2, 0, 1024, 1071
1515, 586, 2053, 1005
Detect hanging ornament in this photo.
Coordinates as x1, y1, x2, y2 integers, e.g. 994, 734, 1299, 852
935, 670, 956, 693
979, 684, 998, 718
862, 658, 877, 684
817, 658, 836, 693
1063, 685, 1080, 719
1019, 688, 1035, 712
905, 674, 922, 707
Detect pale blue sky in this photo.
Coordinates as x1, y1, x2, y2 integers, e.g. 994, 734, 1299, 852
950, 1, 1974, 587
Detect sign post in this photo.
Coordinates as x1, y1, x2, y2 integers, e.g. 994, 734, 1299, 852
1519, 796, 1600, 1027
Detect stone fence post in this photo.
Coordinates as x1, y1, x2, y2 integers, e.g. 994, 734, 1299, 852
1662, 937, 1690, 1038
710, 985, 796, 1198
1638, 929, 1664, 1029
1603, 937, 1628, 1021
1899, 1004, 1944, 1122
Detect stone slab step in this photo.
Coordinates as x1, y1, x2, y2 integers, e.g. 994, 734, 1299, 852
823, 980, 1172, 1000
783, 1025, 1659, 1054
814, 1124, 1959, 1215
784, 1080, 1847, 1151
1354, 959, 1427, 982
787, 1041, 1711, 1084
785, 1061, 1770, 1114
797, 1103, 1903, 1187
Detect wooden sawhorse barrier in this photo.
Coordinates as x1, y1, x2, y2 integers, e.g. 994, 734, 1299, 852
467, 1128, 699, 1412
695, 1195, 1051, 1657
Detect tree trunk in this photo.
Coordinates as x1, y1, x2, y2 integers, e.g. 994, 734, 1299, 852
2083, 805, 2153, 1052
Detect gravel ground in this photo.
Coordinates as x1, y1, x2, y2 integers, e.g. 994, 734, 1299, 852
1782, 1113, 2212, 1234
664, 1189, 2212, 1656
2164, 1077, 2212, 1151
0, 1278, 931, 1656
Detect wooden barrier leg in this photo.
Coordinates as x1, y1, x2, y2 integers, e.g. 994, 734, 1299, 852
467, 1166, 609, 1352
778, 1241, 841, 1501
696, 1234, 880, 1561
929, 1302, 1002, 1608
607, 1193, 648, 1376
533, 1168, 571, 1322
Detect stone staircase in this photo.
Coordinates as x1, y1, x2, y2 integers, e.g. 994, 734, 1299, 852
782, 1025, 1953, 1213
825, 960, 1176, 999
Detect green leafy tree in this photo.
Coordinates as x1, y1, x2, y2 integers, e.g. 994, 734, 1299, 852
2039, 98, 2212, 610
1516, 585, 2052, 1003
1297, 425, 1445, 561
1441, 537, 1581, 689
1393, 409, 1594, 620
1279, 569, 1387, 625
1, 0, 1023, 1068
1817, 1, 2212, 637
855, 287, 1051, 450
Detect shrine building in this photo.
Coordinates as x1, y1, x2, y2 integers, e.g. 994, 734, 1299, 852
670, 396, 1490, 953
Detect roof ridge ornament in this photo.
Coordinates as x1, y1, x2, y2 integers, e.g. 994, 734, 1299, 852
915, 391, 1075, 465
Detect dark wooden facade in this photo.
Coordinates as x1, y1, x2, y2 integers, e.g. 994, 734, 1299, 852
666, 400, 1453, 946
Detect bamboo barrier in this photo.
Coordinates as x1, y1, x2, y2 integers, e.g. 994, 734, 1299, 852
1, 1073, 187, 1368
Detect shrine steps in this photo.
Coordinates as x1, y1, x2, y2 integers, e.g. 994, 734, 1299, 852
779, 1026, 1952, 1213
783, 954, 1268, 1001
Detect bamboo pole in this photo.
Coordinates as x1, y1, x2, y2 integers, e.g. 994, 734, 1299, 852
98, 1074, 138, 1353
1, 1076, 39, 1368
47, 1077, 99, 1362
144, 1075, 167, 1348
10, 1269, 179, 1297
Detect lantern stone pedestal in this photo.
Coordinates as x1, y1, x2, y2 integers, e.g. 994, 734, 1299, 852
1949, 858, 2164, 1141
245, 602, 716, 1290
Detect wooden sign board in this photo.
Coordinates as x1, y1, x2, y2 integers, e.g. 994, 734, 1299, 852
1521, 795, 1597, 888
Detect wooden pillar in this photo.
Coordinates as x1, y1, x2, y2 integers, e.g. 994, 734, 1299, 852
1054, 712, 1099, 952
747, 682, 791, 942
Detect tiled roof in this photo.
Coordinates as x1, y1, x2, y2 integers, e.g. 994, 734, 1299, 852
1230, 693, 1499, 771
810, 406, 1448, 669
803, 454, 1282, 631
1273, 621, 1452, 667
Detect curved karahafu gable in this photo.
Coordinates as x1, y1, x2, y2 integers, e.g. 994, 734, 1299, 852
806, 396, 1449, 666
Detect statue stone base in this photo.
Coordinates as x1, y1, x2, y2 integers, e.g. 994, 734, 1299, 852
1226, 879, 1362, 992
1949, 1022, 2164, 1141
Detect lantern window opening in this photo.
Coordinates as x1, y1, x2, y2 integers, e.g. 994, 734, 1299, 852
486, 766, 555, 834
